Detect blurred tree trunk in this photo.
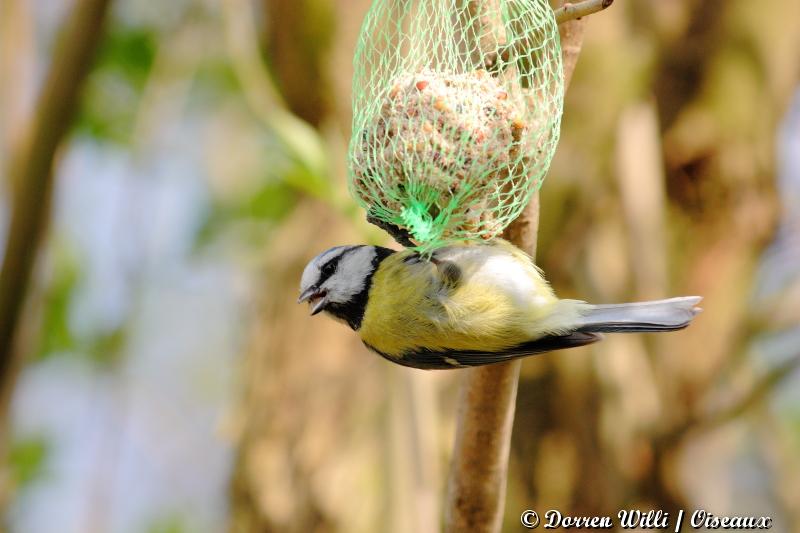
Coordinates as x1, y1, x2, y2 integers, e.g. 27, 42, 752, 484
0, 0, 112, 511
261, 0, 334, 127
0, 0, 35, 164
228, 207, 355, 533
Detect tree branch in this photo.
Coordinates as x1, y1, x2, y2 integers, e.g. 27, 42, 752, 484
554, 0, 614, 25
444, 2, 593, 531
0, 0, 112, 413
444, 355, 523, 532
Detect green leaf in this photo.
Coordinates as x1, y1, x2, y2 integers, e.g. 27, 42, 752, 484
76, 26, 157, 143
267, 108, 331, 198
86, 326, 129, 368
7, 436, 50, 488
36, 246, 83, 360
194, 179, 298, 248
146, 515, 186, 533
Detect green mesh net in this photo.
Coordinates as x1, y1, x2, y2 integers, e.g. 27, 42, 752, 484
348, 0, 563, 249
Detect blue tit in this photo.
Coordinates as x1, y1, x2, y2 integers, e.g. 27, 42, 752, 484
297, 239, 701, 370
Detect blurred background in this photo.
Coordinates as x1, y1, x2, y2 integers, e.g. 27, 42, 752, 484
0, 0, 799, 532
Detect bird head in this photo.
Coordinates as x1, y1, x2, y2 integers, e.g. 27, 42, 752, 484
298, 245, 394, 329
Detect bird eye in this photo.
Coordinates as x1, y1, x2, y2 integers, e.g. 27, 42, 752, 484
321, 262, 336, 277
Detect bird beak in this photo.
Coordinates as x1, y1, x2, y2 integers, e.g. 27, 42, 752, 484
297, 287, 328, 315
297, 287, 316, 304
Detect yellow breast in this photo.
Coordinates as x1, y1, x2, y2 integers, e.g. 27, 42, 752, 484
359, 242, 561, 357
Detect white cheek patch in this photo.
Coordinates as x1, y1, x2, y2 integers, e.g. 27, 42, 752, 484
323, 246, 376, 304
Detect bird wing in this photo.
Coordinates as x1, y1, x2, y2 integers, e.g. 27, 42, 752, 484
366, 331, 601, 370
360, 241, 568, 358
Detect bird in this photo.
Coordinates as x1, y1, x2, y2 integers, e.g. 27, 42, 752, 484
297, 239, 702, 370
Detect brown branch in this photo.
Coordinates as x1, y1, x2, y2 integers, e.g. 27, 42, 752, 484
444, 2, 591, 531
0, 0, 35, 161
554, 0, 614, 24
0, 0, 112, 410
557, 9, 588, 90
445, 360, 522, 533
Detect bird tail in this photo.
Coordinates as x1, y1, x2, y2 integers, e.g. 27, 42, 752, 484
574, 296, 702, 333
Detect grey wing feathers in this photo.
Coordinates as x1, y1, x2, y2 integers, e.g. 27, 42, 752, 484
364, 294, 702, 370
576, 296, 702, 333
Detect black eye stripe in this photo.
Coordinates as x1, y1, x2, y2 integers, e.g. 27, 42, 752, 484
321, 260, 336, 274
317, 259, 338, 284
318, 247, 360, 284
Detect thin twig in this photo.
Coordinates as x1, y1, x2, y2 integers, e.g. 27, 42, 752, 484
693, 353, 800, 437
554, 0, 614, 25
707, 356, 800, 428
557, 7, 589, 89
653, 351, 800, 459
